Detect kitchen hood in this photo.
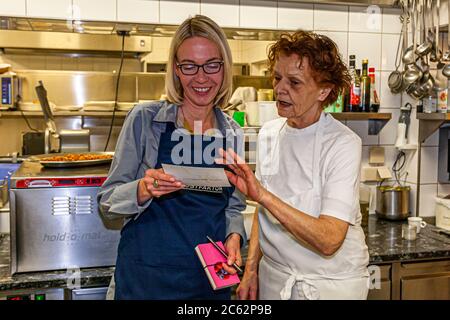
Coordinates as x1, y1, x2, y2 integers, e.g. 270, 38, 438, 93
0, 22, 153, 58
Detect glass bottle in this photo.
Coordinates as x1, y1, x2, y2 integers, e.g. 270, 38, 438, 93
350, 68, 361, 112
344, 55, 356, 112
368, 67, 380, 112
359, 59, 371, 112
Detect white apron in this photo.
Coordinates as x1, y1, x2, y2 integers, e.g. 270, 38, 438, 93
257, 114, 369, 300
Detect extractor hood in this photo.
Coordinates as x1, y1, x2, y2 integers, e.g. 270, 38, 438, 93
0, 23, 152, 58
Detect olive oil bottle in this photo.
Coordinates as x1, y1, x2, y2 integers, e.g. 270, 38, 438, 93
359, 59, 371, 112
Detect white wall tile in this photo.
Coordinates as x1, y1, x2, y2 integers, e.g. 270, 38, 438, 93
419, 184, 438, 217
240, 0, 277, 29
420, 146, 439, 184
404, 149, 419, 184
316, 31, 348, 60
0, 0, 26, 16
345, 120, 379, 145
74, 0, 116, 21
160, 0, 200, 25
382, 8, 402, 34
313, 4, 348, 32
361, 145, 370, 166
379, 107, 400, 145
438, 183, 450, 196
349, 5, 382, 33
406, 182, 417, 216
277, 2, 313, 30
201, 0, 239, 28
381, 33, 401, 71
348, 32, 382, 72
27, 0, 72, 19
379, 71, 401, 108
117, 0, 159, 23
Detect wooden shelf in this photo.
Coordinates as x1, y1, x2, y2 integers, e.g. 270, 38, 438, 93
330, 112, 391, 121
416, 112, 450, 143
331, 112, 392, 135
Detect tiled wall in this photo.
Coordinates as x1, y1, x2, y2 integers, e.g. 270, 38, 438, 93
0, 2, 445, 217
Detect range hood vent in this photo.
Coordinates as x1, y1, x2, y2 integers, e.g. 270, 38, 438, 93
0, 29, 152, 58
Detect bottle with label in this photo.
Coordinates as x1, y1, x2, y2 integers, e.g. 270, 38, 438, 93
437, 88, 448, 113
434, 75, 448, 113
368, 67, 380, 112
359, 59, 371, 112
423, 92, 437, 113
344, 55, 356, 112
350, 68, 361, 112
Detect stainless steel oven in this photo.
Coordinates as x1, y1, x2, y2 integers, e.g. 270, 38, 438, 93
9, 161, 122, 274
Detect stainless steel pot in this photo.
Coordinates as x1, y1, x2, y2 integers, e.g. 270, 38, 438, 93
376, 186, 410, 220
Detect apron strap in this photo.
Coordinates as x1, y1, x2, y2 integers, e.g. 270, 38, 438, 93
280, 273, 320, 300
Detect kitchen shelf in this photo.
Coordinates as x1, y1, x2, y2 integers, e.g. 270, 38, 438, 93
416, 112, 450, 143
330, 112, 392, 135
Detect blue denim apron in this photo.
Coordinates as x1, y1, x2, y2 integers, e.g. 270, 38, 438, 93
114, 122, 234, 300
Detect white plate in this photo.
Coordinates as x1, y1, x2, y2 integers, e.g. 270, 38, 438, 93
18, 102, 56, 112
52, 105, 83, 112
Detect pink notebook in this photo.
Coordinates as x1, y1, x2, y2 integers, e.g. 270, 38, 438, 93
195, 241, 240, 290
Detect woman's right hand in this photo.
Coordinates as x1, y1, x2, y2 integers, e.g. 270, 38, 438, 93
236, 269, 259, 300
137, 168, 184, 204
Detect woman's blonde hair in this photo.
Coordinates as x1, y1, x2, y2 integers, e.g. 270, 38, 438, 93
165, 15, 233, 109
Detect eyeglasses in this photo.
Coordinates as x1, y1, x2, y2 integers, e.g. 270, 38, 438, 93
176, 61, 224, 75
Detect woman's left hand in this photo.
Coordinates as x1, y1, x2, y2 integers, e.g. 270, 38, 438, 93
216, 148, 265, 203
223, 233, 242, 275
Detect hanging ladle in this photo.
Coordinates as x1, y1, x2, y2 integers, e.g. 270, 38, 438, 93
443, 0, 450, 78
415, 0, 432, 57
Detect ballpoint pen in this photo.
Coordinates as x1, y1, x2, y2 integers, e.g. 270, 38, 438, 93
206, 235, 243, 273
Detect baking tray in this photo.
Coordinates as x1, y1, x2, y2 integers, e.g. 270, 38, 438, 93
29, 152, 114, 168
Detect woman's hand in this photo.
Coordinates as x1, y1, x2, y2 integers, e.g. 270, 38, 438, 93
216, 148, 266, 203
222, 233, 242, 275
137, 168, 184, 205
236, 269, 259, 300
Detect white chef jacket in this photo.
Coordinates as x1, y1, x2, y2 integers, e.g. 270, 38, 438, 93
256, 112, 369, 299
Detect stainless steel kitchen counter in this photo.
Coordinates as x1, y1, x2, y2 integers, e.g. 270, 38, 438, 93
0, 233, 114, 292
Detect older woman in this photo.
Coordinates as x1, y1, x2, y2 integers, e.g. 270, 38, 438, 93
219, 31, 369, 300
97, 15, 246, 300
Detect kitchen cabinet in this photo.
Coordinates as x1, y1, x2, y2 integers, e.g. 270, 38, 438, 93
368, 259, 450, 300
26, 0, 72, 20
73, 0, 116, 22
240, 0, 277, 29
117, 0, 159, 24
200, 0, 239, 28
159, 0, 200, 25
0, 0, 26, 17
277, 1, 314, 31
400, 260, 450, 300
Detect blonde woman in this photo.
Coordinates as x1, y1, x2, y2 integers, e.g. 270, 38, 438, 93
98, 15, 246, 300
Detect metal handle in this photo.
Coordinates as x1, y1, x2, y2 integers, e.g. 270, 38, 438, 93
28, 180, 52, 187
